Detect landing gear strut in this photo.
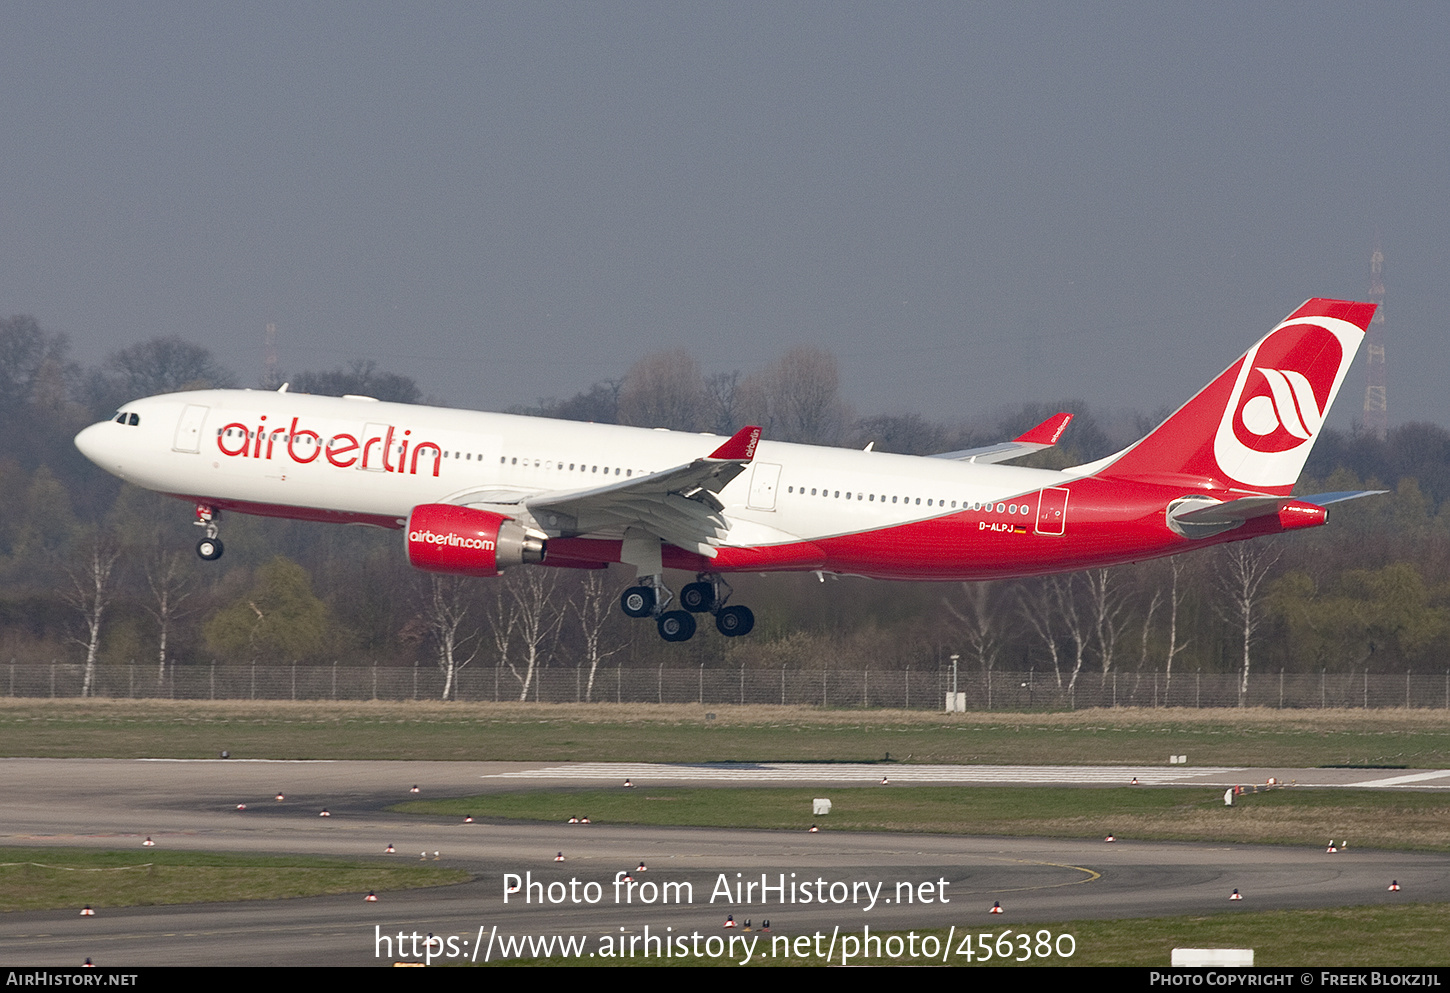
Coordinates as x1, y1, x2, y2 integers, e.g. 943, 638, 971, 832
194, 504, 224, 561
617, 573, 754, 641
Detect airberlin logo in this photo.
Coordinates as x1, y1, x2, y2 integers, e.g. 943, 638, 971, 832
1228, 324, 1340, 455
408, 529, 494, 551
1213, 317, 1358, 489
215, 416, 442, 477
1236, 367, 1324, 450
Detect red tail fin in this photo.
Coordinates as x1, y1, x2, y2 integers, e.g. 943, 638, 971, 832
1095, 299, 1375, 495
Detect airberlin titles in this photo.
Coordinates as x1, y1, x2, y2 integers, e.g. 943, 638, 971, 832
215, 415, 443, 476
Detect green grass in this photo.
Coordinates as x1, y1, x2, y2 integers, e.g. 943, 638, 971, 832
3, 699, 1449, 767
398, 785, 1450, 851
0, 847, 470, 912
498, 905, 1450, 967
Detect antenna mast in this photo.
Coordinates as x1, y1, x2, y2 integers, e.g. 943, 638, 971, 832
1362, 238, 1387, 440
262, 322, 280, 389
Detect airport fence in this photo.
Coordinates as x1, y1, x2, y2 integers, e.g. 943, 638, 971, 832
5, 661, 1450, 710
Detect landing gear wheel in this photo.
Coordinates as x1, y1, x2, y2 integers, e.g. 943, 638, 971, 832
657, 611, 697, 642
679, 581, 715, 613
715, 605, 754, 637
196, 538, 224, 561
620, 586, 655, 618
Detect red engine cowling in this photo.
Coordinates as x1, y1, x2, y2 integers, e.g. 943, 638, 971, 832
406, 504, 546, 577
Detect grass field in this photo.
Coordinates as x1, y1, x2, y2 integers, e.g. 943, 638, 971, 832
5, 699, 1448, 967
2, 699, 1448, 767
397, 785, 1450, 851
505, 905, 1450, 967
0, 847, 469, 912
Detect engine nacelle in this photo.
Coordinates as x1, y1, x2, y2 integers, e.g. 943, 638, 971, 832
406, 504, 546, 577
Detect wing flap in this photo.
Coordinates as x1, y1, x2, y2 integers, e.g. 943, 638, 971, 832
524, 426, 761, 553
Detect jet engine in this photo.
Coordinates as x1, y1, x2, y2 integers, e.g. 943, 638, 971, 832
405, 504, 545, 576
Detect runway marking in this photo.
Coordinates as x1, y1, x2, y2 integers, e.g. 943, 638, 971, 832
483, 763, 1245, 785
138, 758, 342, 763
1343, 769, 1450, 788
982, 858, 1103, 895
0, 861, 157, 871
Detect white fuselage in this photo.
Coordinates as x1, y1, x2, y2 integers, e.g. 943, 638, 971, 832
75, 388, 1081, 575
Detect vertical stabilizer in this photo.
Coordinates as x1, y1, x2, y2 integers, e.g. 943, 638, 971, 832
1096, 299, 1375, 495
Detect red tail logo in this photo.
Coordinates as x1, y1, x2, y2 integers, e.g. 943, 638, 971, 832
1213, 315, 1360, 489
1229, 324, 1341, 455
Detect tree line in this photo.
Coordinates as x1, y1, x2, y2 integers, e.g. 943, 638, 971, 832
2, 313, 1447, 701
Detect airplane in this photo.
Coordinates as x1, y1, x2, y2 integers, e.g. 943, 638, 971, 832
75, 298, 1378, 642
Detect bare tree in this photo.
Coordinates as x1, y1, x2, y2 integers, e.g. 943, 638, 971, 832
1161, 556, 1191, 693
1132, 585, 1162, 701
704, 370, 745, 435
1017, 574, 1089, 692
1085, 568, 1131, 681
745, 346, 847, 445
291, 359, 421, 403
144, 549, 193, 687
616, 350, 706, 431
483, 581, 518, 693
503, 569, 565, 701
87, 337, 236, 416
946, 582, 1001, 675
423, 574, 480, 700
1217, 542, 1281, 706
64, 532, 121, 698
573, 571, 624, 701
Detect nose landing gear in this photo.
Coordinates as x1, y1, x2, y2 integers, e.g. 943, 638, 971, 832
194, 504, 224, 561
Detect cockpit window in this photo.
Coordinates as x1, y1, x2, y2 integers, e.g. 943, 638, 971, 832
128, 413, 140, 426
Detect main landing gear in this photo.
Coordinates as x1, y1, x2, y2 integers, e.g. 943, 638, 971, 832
194, 504, 224, 561
619, 574, 755, 642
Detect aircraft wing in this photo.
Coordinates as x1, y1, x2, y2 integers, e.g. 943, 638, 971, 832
929, 412, 1073, 464
524, 426, 762, 557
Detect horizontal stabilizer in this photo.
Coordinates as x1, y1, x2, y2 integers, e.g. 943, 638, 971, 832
1167, 488, 1386, 539
1173, 489, 1386, 526
931, 412, 1073, 464
1298, 489, 1390, 508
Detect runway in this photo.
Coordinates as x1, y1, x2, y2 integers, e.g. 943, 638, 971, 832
2, 759, 1448, 966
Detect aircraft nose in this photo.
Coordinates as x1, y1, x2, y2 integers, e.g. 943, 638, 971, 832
74, 421, 111, 467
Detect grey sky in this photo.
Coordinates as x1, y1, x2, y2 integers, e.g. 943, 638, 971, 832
3, 2, 1446, 431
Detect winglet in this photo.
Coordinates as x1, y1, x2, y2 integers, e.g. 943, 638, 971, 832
1013, 412, 1073, 446
709, 426, 762, 461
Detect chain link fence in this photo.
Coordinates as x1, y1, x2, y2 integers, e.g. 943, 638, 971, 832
6, 662, 1450, 710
